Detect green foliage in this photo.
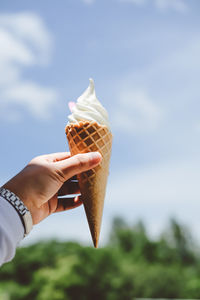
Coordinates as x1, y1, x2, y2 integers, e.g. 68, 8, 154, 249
1, 218, 200, 299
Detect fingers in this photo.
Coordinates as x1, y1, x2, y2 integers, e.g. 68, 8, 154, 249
56, 152, 102, 180
58, 180, 80, 196
37, 152, 71, 163
55, 196, 83, 212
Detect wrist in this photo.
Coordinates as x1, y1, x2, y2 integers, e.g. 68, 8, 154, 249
3, 178, 35, 217
0, 187, 33, 237
2, 181, 47, 225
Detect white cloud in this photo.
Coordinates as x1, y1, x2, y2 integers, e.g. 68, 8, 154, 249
0, 12, 58, 121
119, 0, 188, 13
113, 32, 200, 140
111, 88, 163, 134
0, 28, 34, 66
0, 12, 52, 64
107, 157, 200, 238
120, 0, 147, 5
195, 122, 200, 133
82, 0, 95, 5
2, 81, 58, 120
154, 37, 200, 75
111, 158, 200, 207
0, 28, 34, 87
155, 0, 188, 13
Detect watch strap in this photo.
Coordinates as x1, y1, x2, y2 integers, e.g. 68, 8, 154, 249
0, 187, 33, 237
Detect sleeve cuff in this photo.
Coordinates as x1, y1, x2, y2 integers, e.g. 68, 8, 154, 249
0, 196, 24, 265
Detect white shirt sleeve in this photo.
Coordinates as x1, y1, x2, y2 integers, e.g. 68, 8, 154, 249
0, 196, 24, 266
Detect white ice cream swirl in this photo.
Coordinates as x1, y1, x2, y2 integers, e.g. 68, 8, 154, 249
68, 79, 110, 129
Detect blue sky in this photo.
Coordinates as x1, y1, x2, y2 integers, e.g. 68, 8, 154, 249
0, 0, 200, 246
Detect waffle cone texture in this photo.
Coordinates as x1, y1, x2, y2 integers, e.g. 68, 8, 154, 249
65, 121, 112, 248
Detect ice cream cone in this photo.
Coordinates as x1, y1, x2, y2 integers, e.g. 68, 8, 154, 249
65, 121, 112, 248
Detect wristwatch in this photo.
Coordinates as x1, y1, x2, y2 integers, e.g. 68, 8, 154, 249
0, 187, 33, 237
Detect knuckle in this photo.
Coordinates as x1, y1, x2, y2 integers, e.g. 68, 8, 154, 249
53, 166, 66, 183
75, 154, 87, 169
29, 155, 43, 163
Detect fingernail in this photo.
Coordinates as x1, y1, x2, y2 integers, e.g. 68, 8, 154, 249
87, 152, 102, 164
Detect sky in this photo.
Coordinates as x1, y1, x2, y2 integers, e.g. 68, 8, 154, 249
0, 0, 200, 247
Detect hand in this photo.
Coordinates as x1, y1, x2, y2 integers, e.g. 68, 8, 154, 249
2, 152, 102, 225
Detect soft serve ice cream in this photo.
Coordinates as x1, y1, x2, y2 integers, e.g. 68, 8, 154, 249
65, 78, 112, 248
68, 78, 110, 129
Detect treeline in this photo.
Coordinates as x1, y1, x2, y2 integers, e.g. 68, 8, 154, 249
1, 218, 200, 299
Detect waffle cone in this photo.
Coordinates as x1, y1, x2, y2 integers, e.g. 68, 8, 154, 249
65, 121, 112, 247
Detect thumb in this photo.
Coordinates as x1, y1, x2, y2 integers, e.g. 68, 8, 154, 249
56, 152, 102, 180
